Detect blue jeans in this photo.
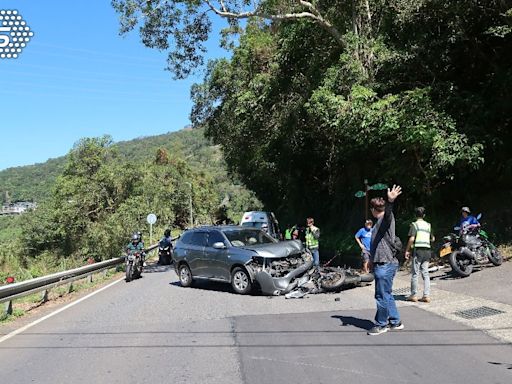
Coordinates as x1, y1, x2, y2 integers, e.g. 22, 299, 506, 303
310, 248, 319, 266
374, 262, 400, 326
411, 254, 430, 297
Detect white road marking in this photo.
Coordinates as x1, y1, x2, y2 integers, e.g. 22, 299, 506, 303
0, 277, 124, 345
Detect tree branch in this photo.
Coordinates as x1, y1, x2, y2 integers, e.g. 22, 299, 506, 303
203, 0, 343, 46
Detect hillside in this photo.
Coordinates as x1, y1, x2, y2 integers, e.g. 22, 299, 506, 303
0, 128, 259, 215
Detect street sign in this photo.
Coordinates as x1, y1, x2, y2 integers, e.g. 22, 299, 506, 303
355, 191, 366, 198
369, 183, 388, 191
146, 213, 157, 225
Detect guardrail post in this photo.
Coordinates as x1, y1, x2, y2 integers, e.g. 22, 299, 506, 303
103, 269, 108, 278
41, 289, 49, 303
88, 274, 93, 283
68, 282, 74, 293
4, 300, 13, 316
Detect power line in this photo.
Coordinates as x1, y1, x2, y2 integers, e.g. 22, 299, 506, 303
30, 42, 165, 64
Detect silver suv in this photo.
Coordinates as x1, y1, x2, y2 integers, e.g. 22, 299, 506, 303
173, 226, 312, 295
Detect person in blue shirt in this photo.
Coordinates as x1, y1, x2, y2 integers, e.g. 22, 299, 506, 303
355, 219, 373, 273
458, 206, 480, 231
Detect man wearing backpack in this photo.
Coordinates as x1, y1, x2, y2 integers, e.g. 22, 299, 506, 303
405, 207, 434, 303
367, 185, 403, 336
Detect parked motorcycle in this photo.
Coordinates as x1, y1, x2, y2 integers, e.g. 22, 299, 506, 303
439, 216, 502, 277
125, 251, 143, 282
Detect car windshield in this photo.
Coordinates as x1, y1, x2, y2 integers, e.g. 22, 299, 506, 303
222, 229, 276, 247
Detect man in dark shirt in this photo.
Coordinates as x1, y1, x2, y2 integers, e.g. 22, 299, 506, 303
367, 185, 403, 336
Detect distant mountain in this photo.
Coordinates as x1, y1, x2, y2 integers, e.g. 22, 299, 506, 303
0, 157, 66, 203
0, 128, 258, 210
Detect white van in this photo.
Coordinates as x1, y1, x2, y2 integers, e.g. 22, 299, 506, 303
240, 211, 281, 240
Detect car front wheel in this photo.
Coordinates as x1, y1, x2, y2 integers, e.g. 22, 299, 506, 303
231, 267, 252, 295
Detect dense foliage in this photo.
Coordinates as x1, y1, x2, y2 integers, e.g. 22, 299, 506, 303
0, 130, 261, 280
111, 0, 512, 249
188, 1, 512, 241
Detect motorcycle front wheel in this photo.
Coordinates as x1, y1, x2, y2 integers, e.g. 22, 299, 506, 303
449, 251, 473, 277
320, 268, 346, 291
126, 263, 133, 282
488, 247, 503, 266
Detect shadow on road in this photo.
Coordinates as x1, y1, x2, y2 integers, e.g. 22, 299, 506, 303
430, 266, 485, 281
143, 263, 173, 274
169, 280, 270, 296
331, 315, 374, 331
488, 361, 512, 370
168, 280, 243, 295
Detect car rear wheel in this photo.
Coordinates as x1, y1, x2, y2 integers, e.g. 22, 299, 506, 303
231, 267, 252, 295
179, 264, 193, 287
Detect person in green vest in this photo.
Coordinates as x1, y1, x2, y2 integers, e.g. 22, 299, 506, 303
305, 217, 320, 266
284, 224, 297, 240
404, 207, 435, 303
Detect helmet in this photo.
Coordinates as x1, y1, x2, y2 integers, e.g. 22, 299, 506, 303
131, 233, 139, 241
461, 206, 471, 214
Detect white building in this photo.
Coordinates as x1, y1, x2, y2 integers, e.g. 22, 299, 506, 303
0, 201, 37, 215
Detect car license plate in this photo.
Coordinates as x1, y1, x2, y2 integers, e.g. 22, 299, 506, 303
440, 246, 452, 257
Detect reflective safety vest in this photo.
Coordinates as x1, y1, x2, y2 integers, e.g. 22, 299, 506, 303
413, 219, 431, 249
305, 226, 320, 249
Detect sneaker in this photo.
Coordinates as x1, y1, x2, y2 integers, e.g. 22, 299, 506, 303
389, 322, 404, 330
406, 295, 418, 302
419, 296, 431, 303
367, 325, 389, 336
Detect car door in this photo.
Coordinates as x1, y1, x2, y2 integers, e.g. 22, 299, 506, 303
187, 231, 208, 277
206, 230, 231, 280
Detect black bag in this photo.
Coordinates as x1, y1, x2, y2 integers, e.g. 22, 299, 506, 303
391, 236, 403, 256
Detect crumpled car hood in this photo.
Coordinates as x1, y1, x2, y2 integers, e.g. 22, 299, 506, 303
241, 240, 304, 258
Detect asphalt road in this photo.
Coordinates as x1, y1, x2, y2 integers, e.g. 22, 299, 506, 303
0, 262, 511, 384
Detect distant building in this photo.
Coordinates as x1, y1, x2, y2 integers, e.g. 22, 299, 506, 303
0, 201, 37, 215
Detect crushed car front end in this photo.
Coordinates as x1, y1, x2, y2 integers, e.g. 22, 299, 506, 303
243, 240, 314, 295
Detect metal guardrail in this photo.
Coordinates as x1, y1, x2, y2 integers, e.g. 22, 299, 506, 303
0, 243, 159, 315
0, 257, 124, 304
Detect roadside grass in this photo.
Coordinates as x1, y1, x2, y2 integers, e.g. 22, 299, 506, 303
1, 251, 159, 324
0, 267, 123, 324
498, 244, 512, 261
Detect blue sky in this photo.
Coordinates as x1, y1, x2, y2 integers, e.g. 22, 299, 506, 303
0, 0, 227, 171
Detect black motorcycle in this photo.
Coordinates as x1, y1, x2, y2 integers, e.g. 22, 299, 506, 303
439, 217, 502, 277
158, 243, 173, 265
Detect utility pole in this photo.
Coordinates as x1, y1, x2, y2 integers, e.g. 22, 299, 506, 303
185, 182, 193, 227
364, 179, 369, 220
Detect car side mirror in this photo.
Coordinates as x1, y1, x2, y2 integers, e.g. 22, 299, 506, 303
212, 242, 226, 249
